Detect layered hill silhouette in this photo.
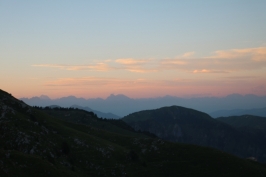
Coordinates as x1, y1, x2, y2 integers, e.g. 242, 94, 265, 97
122, 106, 266, 162
2, 89, 266, 176
43, 104, 120, 119
210, 107, 266, 118
21, 94, 266, 117
70, 105, 120, 119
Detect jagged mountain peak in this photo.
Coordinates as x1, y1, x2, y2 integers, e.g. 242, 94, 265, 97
106, 94, 131, 100
39, 95, 50, 100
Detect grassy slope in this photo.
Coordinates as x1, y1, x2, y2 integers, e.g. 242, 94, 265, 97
1, 90, 266, 176
41, 107, 145, 137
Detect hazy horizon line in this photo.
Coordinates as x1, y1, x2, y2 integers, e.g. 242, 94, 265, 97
19, 92, 266, 100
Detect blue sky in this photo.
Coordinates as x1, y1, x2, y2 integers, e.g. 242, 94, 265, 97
1, 1, 266, 98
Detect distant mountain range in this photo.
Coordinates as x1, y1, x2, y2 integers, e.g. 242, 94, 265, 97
21, 93, 266, 117
210, 107, 266, 118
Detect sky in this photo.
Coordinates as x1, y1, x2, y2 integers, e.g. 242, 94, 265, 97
1, 0, 266, 99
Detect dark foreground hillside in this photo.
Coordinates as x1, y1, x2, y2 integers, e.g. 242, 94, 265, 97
1, 89, 266, 177
217, 115, 266, 153
123, 106, 266, 163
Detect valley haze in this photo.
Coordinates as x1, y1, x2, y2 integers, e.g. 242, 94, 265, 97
21, 93, 266, 117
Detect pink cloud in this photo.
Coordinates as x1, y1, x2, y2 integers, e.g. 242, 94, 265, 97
40, 76, 266, 98
33, 47, 266, 73
32, 63, 113, 71
182, 51, 195, 58
193, 69, 229, 73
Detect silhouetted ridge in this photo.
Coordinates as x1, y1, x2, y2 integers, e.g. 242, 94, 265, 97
123, 105, 266, 162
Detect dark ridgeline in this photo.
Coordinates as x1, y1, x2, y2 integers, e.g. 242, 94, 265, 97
123, 106, 266, 163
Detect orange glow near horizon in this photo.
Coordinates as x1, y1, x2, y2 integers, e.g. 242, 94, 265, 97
1, 2, 266, 103
1, 47, 266, 99
5, 75, 266, 100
